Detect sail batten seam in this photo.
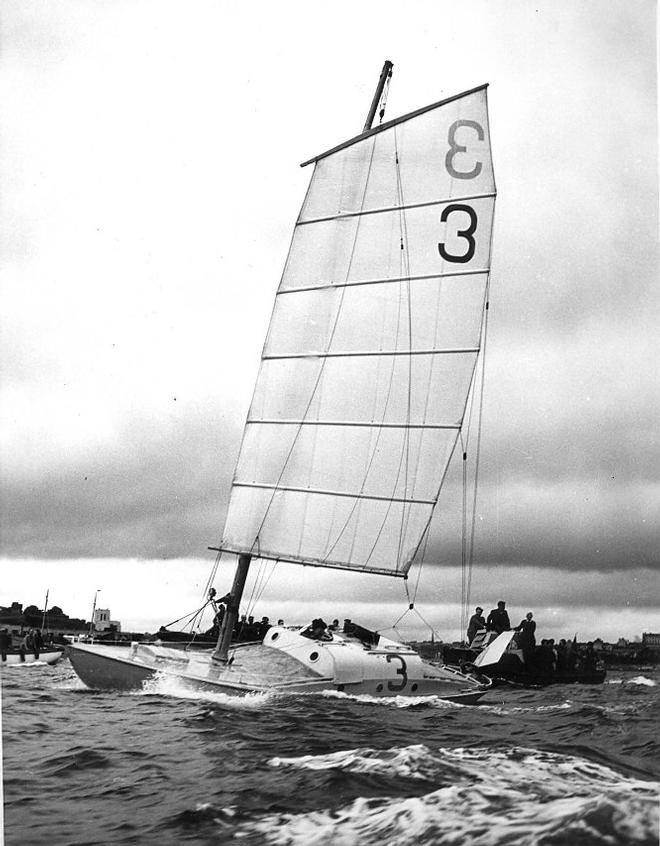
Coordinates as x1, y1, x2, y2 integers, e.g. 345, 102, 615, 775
245, 419, 461, 429
262, 347, 479, 360
297, 192, 496, 225
277, 268, 489, 295
232, 481, 436, 505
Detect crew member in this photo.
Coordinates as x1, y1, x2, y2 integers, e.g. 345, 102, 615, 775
466, 607, 486, 644
515, 611, 536, 663
486, 600, 510, 634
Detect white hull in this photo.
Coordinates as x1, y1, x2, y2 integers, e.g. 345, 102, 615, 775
1, 649, 64, 666
68, 626, 490, 703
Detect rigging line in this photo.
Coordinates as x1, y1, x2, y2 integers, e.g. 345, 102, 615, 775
245, 556, 278, 613
394, 124, 415, 571
162, 601, 212, 630
391, 605, 412, 629
252, 558, 278, 609
410, 520, 431, 604
461, 440, 469, 640
464, 143, 497, 617
466, 282, 492, 615
242, 553, 267, 618
244, 555, 271, 618
406, 226, 445, 603
457, 347, 479, 639
248, 135, 381, 553
403, 426, 462, 593
411, 605, 439, 639
202, 549, 222, 600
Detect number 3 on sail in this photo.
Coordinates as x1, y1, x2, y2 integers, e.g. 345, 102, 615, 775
438, 204, 478, 263
439, 117, 489, 264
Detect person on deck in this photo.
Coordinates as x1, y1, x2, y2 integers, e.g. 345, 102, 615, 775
257, 617, 271, 639
582, 642, 598, 673
466, 607, 486, 644
556, 639, 568, 673
0, 628, 10, 661
486, 601, 510, 634
234, 614, 247, 640
243, 616, 259, 641
515, 612, 536, 665
302, 619, 332, 640
20, 629, 35, 662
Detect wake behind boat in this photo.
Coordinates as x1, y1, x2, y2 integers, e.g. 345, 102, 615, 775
69, 62, 497, 703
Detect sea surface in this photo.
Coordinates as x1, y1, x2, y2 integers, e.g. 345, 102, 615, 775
2, 658, 659, 845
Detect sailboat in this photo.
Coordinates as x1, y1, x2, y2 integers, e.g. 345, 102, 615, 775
68, 63, 497, 703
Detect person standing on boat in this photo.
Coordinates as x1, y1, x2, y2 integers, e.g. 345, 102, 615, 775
466, 607, 486, 644
515, 612, 536, 664
0, 628, 10, 661
486, 601, 510, 634
20, 629, 35, 662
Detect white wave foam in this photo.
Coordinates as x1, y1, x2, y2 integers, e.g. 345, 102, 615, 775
135, 672, 273, 708
318, 690, 463, 709
270, 744, 441, 781
255, 745, 659, 845
245, 788, 658, 846
480, 700, 572, 716
628, 676, 656, 687
53, 677, 88, 691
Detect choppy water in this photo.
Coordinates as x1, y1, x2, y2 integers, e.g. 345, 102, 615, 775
2, 660, 659, 845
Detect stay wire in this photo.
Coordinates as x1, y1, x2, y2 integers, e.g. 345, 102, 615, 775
466, 287, 491, 616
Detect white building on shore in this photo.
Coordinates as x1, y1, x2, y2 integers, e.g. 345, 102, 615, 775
93, 608, 121, 633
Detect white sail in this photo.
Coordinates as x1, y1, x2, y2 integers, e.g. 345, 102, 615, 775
221, 85, 496, 576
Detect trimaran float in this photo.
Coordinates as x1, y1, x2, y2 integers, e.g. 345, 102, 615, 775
69, 62, 501, 703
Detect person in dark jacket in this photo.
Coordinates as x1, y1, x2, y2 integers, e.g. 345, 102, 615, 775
466, 607, 486, 644
486, 601, 510, 634
0, 628, 10, 661
515, 612, 536, 664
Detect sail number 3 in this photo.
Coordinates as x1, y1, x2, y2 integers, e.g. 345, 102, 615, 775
439, 120, 484, 263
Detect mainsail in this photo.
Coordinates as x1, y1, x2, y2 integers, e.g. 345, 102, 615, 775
220, 84, 496, 577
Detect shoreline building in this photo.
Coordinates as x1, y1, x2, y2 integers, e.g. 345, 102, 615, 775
93, 608, 122, 633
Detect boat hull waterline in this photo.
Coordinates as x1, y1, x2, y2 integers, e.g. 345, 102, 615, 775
68, 627, 490, 703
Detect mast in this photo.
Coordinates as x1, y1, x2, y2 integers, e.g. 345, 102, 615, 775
363, 60, 393, 131
41, 588, 49, 633
212, 553, 251, 663
89, 589, 100, 637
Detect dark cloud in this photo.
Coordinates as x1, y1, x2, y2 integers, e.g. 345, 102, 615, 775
1, 409, 241, 559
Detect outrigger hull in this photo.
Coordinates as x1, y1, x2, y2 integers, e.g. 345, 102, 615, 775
68, 626, 490, 704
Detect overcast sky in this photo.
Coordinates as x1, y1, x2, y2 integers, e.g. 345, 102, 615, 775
1, 0, 657, 642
